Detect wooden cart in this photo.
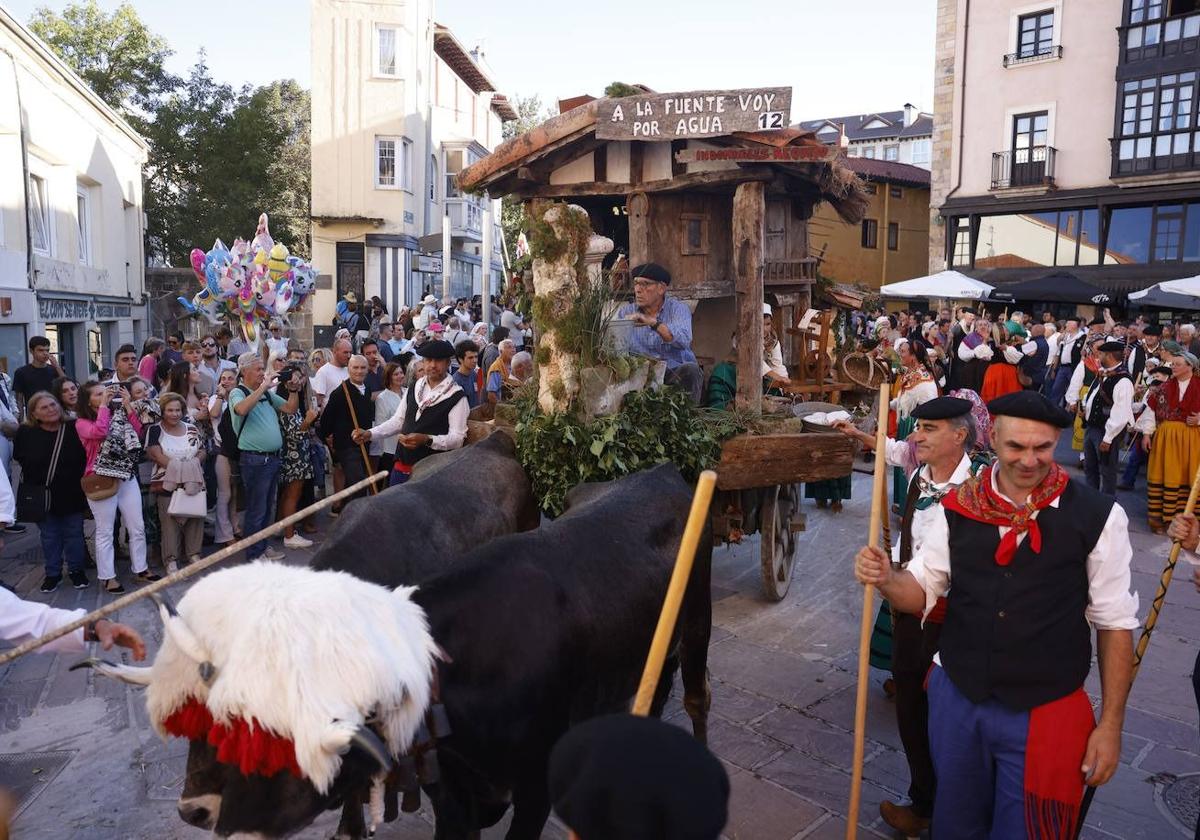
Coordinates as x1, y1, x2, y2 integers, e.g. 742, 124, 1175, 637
458, 86, 868, 601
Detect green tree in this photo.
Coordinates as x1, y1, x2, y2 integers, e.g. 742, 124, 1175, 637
499, 94, 555, 288
28, 0, 176, 124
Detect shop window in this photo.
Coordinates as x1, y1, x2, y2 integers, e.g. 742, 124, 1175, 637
1107, 206, 1153, 263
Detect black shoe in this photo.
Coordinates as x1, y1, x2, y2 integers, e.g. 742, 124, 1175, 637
6, 524, 27, 534
68, 570, 90, 589
135, 571, 162, 583
102, 579, 126, 595
1117, 484, 1134, 491
40, 575, 61, 593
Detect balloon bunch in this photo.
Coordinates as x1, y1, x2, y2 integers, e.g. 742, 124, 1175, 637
177, 213, 319, 347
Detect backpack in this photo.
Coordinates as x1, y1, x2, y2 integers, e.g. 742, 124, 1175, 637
218, 386, 252, 460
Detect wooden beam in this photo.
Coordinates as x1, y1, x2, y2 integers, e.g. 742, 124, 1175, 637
628, 191, 650, 266
716, 432, 855, 491
514, 166, 775, 199
524, 135, 609, 183
733, 180, 766, 416
458, 100, 599, 191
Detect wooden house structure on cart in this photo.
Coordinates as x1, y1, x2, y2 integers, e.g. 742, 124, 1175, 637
458, 87, 868, 413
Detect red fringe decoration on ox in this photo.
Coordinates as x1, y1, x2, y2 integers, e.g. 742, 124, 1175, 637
161, 697, 303, 779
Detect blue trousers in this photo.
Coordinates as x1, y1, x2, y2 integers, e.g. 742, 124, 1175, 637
928, 666, 1030, 840
1048, 365, 1074, 408
239, 452, 281, 560
1121, 435, 1146, 487
40, 512, 86, 577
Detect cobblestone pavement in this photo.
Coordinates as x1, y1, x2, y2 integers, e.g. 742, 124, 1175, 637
0, 442, 1197, 839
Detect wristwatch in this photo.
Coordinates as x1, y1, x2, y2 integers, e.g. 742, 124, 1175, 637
83, 619, 104, 642
652, 319, 663, 331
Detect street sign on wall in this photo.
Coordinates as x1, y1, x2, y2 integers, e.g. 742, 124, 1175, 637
595, 87, 792, 141
416, 255, 443, 274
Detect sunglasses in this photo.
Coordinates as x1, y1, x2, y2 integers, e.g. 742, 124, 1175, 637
201, 342, 216, 348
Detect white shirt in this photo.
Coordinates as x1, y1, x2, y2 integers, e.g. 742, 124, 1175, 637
0, 459, 13, 525
1058, 330, 1084, 365
762, 343, 786, 379
1135, 377, 1191, 436
1045, 332, 1060, 367
266, 336, 290, 357
906, 469, 1140, 631
369, 376, 469, 452
1083, 365, 1136, 444
1065, 361, 1088, 407
370, 388, 405, 456
197, 357, 235, 395
0, 588, 87, 653
312, 363, 350, 403
891, 453, 974, 566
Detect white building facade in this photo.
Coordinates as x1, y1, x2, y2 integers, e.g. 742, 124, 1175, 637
0, 6, 149, 380
798, 105, 934, 170
310, 0, 511, 332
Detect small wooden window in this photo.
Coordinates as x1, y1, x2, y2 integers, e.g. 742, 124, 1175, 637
887, 222, 900, 250
864, 183, 878, 195
890, 186, 903, 199
862, 219, 879, 249
681, 213, 709, 255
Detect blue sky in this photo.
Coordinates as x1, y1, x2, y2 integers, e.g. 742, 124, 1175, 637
5, 0, 937, 120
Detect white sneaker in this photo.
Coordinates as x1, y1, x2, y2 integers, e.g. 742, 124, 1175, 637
283, 534, 313, 549
259, 547, 286, 561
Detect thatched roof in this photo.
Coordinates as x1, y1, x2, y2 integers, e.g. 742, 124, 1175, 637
458, 98, 868, 224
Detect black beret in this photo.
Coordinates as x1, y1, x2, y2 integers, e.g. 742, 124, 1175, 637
1099, 341, 1126, 353
631, 262, 672, 285
1151, 366, 1172, 377
1088, 319, 1107, 327
911, 396, 973, 421
1143, 324, 1163, 336
987, 390, 1074, 429
960, 307, 978, 316
416, 339, 455, 360
549, 714, 729, 840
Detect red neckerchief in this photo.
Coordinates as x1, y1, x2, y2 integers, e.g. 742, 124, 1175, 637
940, 464, 1069, 566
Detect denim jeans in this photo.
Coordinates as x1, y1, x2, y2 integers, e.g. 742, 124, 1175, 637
1048, 364, 1074, 407
40, 511, 86, 577
239, 451, 281, 559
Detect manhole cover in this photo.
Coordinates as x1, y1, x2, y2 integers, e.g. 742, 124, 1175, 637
1163, 773, 1199, 831
0, 750, 75, 818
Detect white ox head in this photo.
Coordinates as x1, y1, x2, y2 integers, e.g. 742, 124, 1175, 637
83, 562, 437, 836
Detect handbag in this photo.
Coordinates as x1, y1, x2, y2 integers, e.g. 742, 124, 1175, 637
81, 473, 118, 501
167, 486, 207, 518
17, 426, 65, 523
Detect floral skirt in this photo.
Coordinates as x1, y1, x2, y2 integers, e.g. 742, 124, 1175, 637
1147, 420, 1200, 529
280, 433, 314, 483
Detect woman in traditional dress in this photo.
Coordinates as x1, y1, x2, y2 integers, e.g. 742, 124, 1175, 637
890, 337, 939, 510
955, 318, 993, 395
980, 320, 1030, 403
1137, 353, 1200, 533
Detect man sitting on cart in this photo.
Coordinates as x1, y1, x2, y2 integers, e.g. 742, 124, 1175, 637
618, 263, 704, 403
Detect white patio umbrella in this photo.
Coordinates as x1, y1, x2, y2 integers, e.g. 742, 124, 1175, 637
1129, 274, 1200, 303
879, 270, 994, 300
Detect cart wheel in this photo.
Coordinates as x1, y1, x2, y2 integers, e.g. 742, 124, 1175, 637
760, 484, 798, 601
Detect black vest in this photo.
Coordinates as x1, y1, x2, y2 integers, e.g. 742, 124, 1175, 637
397, 382, 466, 467
939, 480, 1112, 711
1085, 368, 1130, 430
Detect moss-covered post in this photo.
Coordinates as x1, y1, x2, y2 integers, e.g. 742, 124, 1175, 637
529, 201, 595, 414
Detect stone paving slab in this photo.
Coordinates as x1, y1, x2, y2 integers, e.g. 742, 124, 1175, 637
0, 445, 1196, 838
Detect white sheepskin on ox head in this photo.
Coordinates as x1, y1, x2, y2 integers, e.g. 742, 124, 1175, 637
144, 562, 437, 793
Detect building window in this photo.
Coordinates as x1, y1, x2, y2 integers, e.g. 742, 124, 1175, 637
911, 139, 932, 165
864, 183, 877, 195
375, 136, 411, 190
887, 222, 899, 250
862, 146, 876, 159
951, 219, 972, 267
29, 173, 51, 256
1017, 10, 1055, 58
884, 145, 899, 161
1130, 0, 1165, 23
680, 214, 709, 256
76, 184, 91, 266
376, 26, 398, 77
861, 219, 878, 249
889, 186, 903, 199
1116, 72, 1197, 174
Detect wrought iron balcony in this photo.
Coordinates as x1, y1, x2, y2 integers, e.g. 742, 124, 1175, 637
1002, 44, 1063, 67
991, 146, 1057, 190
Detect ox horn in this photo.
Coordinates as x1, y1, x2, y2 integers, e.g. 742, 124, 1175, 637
70, 657, 154, 686
151, 593, 216, 684
322, 721, 394, 774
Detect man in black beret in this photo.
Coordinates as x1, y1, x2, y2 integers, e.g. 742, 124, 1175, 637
1077, 341, 1134, 497
854, 389, 1137, 839
353, 339, 468, 485
617, 263, 704, 403
947, 307, 978, 390
548, 714, 729, 840
1127, 322, 1162, 385
837, 395, 986, 835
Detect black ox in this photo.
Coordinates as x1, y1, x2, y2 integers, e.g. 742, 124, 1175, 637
178, 462, 713, 839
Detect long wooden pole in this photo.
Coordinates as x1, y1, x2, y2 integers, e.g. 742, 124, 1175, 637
631, 469, 717, 716
846, 381, 890, 840
341, 381, 380, 495
1074, 458, 1200, 836
0, 471, 388, 667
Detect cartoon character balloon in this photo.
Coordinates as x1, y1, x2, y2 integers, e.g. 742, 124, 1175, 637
179, 213, 319, 352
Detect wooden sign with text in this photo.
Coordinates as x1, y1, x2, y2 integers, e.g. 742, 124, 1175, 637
596, 87, 792, 141
674, 145, 840, 164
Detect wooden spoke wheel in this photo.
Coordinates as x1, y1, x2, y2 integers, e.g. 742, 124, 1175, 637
760, 483, 799, 601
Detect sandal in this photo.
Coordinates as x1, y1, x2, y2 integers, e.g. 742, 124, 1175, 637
135, 571, 162, 583
103, 579, 126, 595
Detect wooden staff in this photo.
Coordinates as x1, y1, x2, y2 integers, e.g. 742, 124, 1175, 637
631, 469, 717, 716
846, 381, 891, 840
1074, 459, 1200, 836
341, 381, 380, 495
0, 471, 388, 667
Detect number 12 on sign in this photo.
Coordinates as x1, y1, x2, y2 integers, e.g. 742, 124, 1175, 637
758, 111, 785, 130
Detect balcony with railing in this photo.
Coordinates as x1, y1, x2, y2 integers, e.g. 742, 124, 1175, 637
445, 197, 484, 240
1002, 44, 1063, 67
991, 146, 1057, 190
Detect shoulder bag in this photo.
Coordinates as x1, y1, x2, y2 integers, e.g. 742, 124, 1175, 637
18, 425, 65, 521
